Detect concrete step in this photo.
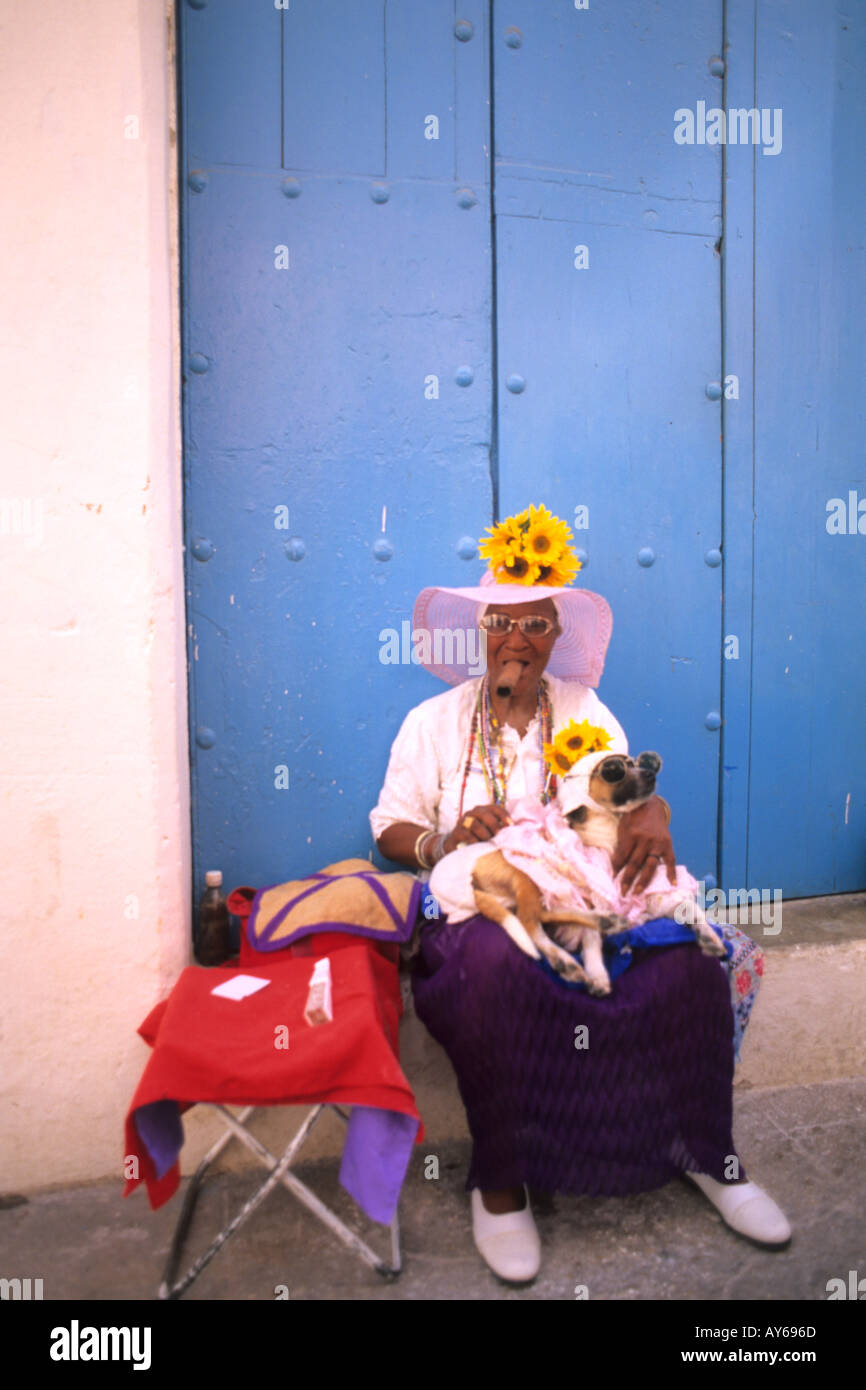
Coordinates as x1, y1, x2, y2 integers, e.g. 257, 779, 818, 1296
721, 890, 866, 1091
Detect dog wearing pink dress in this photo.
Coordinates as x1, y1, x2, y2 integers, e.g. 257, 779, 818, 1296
429, 749, 725, 994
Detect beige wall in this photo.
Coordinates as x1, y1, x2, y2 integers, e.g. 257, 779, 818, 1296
0, 0, 190, 1189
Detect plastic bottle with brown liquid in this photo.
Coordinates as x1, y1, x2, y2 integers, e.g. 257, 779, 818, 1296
195, 869, 232, 966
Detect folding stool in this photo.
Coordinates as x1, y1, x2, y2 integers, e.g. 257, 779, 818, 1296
159, 1100, 401, 1299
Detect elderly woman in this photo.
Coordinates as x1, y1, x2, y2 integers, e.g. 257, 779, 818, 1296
370, 508, 790, 1283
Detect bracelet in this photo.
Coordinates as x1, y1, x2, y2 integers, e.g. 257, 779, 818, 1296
415, 830, 448, 869
429, 833, 447, 864
656, 796, 671, 826
414, 830, 436, 869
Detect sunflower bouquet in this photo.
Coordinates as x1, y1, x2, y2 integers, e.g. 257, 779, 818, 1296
478, 503, 582, 586
542, 718, 613, 797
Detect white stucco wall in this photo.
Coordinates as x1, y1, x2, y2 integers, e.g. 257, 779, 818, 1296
0, 0, 190, 1190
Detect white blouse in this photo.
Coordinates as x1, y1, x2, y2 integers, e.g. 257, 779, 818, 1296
369, 674, 628, 860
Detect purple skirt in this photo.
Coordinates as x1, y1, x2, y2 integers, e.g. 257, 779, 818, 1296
411, 914, 745, 1196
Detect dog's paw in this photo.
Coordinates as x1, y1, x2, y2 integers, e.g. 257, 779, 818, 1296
698, 931, 727, 957
585, 974, 612, 997
599, 914, 631, 935
557, 959, 589, 986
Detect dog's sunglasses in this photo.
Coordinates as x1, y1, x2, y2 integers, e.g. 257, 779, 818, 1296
478, 613, 557, 637
599, 753, 659, 783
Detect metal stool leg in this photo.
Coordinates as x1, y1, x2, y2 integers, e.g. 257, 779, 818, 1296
159, 1105, 325, 1300
159, 1105, 255, 1298
158, 1104, 402, 1299
214, 1104, 402, 1278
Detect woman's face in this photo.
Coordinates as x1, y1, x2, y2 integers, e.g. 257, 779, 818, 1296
482, 598, 561, 698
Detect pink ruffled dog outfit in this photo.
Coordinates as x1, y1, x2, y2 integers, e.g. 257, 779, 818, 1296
494, 794, 700, 925
429, 754, 701, 928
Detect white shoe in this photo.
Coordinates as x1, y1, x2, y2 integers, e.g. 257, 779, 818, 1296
470, 1185, 541, 1283
685, 1171, 792, 1248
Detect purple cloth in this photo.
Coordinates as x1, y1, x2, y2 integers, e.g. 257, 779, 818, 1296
340, 1106, 420, 1224
134, 1100, 185, 1181
411, 913, 745, 1196
133, 1099, 416, 1225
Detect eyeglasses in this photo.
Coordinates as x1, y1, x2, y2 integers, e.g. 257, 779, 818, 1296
478, 614, 558, 638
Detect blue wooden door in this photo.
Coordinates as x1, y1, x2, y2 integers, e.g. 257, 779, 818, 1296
179, 1, 865, 909
721, 0, 866, 896
493, 0, 725, 885
180, 2, 494, 898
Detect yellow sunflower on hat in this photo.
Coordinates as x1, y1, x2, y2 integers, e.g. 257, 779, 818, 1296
479, 503, 582, 586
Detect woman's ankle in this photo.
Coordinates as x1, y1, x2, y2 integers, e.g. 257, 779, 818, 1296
480, 1185, 526, 1214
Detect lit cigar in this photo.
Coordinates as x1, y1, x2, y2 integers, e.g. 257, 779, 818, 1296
495, 660, 524, 698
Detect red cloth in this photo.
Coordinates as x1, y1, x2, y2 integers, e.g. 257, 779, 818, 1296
124, 944, 422, 1211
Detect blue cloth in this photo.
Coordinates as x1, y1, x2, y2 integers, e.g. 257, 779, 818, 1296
535, 916, 733, 990
420, 886, 732, 992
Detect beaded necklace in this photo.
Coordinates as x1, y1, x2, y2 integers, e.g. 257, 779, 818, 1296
457, 675, 556, 822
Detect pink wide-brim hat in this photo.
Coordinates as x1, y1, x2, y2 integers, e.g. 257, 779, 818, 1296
412, 570, 613, 687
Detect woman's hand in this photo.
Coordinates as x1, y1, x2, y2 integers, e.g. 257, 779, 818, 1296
611, 797, 676, 895
376, 804, 511, 870
442, 803, 511, 855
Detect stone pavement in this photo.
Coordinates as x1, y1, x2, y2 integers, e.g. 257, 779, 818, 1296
2, 1077, 863, 1302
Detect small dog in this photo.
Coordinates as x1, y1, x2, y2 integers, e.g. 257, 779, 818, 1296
564, 751, 726, 959
470, 751, 725, 995
470, 849, 626, 994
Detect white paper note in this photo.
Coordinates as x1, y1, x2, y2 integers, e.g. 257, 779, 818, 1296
210, 974, 271, 1001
